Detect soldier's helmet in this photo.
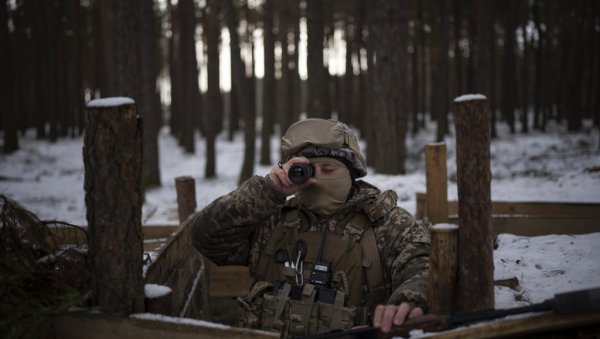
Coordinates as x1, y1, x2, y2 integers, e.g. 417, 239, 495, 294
281, 119, 367, 178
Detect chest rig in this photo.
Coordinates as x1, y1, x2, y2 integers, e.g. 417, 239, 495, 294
241, 190, 396, 337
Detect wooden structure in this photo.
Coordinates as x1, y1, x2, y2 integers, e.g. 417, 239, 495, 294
425, 143, 448, 224
427, 224, 458, 315
415, 192, 600, 237
453, 95, 494, 312
83, 97, 144, 314
48, 95, 600, 337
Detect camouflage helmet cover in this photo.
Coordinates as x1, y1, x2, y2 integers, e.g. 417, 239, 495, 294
281, 119, 367, 177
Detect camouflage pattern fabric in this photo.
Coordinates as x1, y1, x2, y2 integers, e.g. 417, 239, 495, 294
191, 175, 430, 311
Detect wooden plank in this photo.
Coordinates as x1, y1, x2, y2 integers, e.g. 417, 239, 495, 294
446, 215, 600, 237
207, 263, 253, 298
144, 219, 208, 318
425, 143, 448, 223
50, 312, 278, 339
426, 311, 600, 338
416, 193, 600, 219
142, 225, 179, 240
49, 224, 180, 245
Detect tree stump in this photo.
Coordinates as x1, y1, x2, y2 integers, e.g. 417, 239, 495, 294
175, 176, 197, 223
84, 97, 144, 314
425, 143, 448, 224
428, 223, 458, 315
452, 94, 494, 312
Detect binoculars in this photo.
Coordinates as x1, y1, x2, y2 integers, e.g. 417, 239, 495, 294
287, 163, 315, 184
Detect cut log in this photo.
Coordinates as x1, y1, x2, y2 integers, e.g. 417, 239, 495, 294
84, 97, 144, 314
452, 94, 494, 312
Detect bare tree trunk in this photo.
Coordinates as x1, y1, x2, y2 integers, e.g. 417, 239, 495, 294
260, 0, 275, 165
1, 0, 18, 153
139, 0, 163, 188
369, 0, 408, 174
223, 0, 255, 184
205, 0, 221, 178
500, 0, 518, 133
434, 0, 449, 142
306, 0, 329, 119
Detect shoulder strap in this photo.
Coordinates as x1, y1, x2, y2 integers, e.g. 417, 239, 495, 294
360, 227, 387, 304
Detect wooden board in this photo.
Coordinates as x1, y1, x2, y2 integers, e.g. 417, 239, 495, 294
415, 192, 600, 236
426, 311, 600, 338
416, 192, 600, 218
206, 262, 253, 298
49, 312, 278, 339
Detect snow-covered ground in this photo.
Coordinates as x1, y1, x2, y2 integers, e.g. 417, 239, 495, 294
1, 119, 600, 312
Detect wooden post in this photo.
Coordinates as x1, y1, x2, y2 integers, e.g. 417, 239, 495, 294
425, 143, 448, 224
453, 94, 494, 312
175, 176, 197, 223
428, 224, 458, 315
84, 97, 144, 314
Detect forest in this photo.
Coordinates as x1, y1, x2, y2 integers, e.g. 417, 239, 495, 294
1, 0, 599, 188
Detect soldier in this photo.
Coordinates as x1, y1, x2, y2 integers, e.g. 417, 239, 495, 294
192, 119, 430, 337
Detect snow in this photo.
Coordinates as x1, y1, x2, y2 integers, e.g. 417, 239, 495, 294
1, 119, 600, 315
454, 94, 487, 102
87, 97, 135, 107
431, 223, 459, 231
131, 313, 231, 330
144, 284, 172, 299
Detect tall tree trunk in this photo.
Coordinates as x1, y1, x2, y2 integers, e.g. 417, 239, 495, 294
291, 0, 302, 125
223, 0, 255, 184
532, 0, 543, 130
139, 0, 162, 188
431, 0, 449, 142
565, 1, 584, 131
1, 0, 18, 153
500, 0, 518, 133
168, 0, 181, 139
178, 0, 200, 154
260, 0, 275, 165
453, 0, 464, 96
306, 0, 329, 118
369, 0, 408, 174
474, 0, 495, 137
204, 0, 221, 178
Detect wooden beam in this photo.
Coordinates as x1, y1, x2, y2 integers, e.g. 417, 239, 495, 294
425, 143, 448, 224
50, 312, 279, 339
207, 263, 253, 298
425, 311, 600, 338
428, 224, 458, 314
144, 219, 208, 319
446, 215, 600, 237
416, 193, 600, 220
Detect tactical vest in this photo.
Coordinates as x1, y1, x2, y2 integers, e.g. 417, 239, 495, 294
237, 190, 398, 338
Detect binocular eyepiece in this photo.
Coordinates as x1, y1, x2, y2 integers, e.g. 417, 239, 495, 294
288, 163, 315, 184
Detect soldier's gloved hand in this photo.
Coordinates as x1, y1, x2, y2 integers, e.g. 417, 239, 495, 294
268, 156, 317, 196
372, 303, 424, 333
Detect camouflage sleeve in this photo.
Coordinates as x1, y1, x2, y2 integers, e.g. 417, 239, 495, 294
191, 175, 286, 266
376, 207, 430, 310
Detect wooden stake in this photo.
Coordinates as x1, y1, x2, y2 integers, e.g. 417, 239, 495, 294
175, 176, 197, 223
428, 224, 458, 315
425, 143, 448, 224
84, 97, 144, 314
452, 94, 494, 312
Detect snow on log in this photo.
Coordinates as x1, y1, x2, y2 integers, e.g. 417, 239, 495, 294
453, 95, 494, 312
84, 99, 144, 314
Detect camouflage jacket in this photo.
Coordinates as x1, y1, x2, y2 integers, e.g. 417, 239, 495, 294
191, 175, 430, 309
